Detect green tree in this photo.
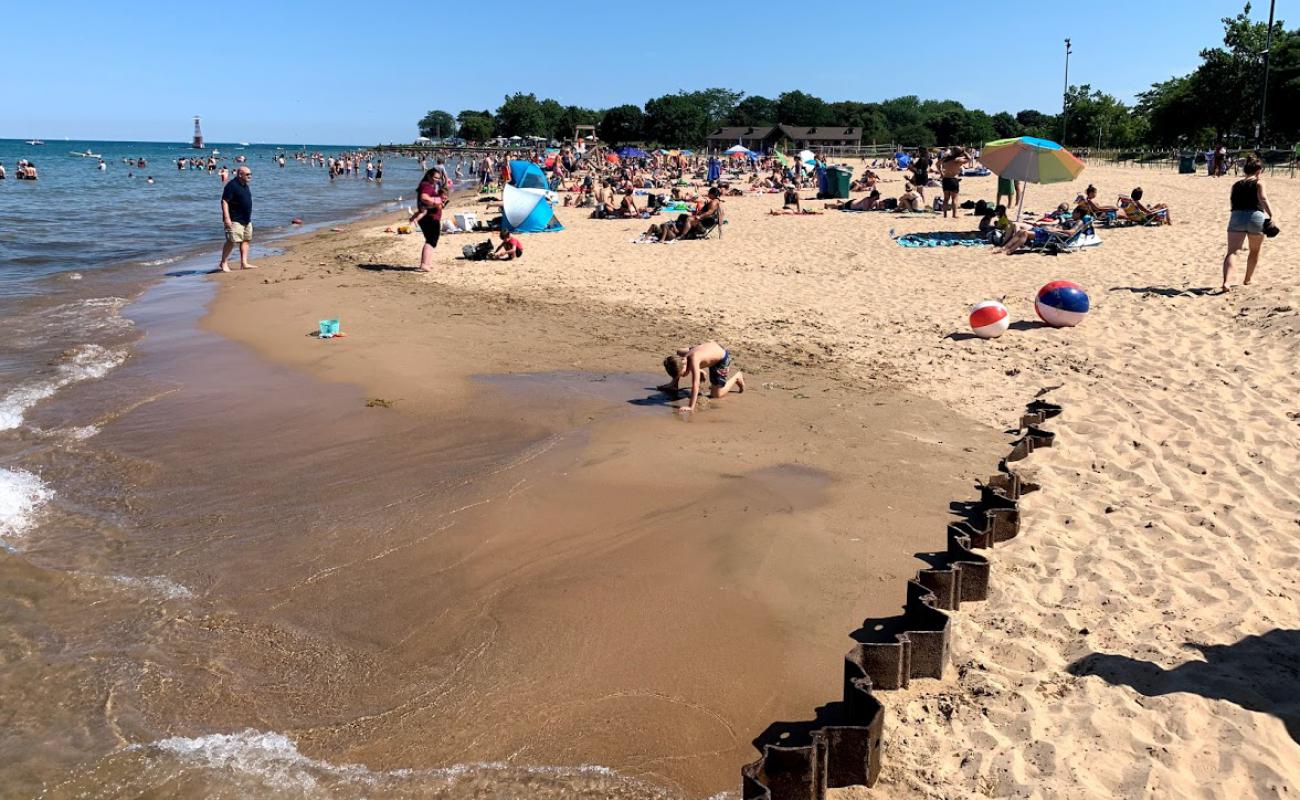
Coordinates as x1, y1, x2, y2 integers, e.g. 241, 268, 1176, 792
556, 105, 601, 141
1015, 109, 1058, 139
776, 90, 833, 125
494, 92, 547, 137
539, 98, 565, 141
418, 110, 456, 140
643, 92, 714, 145
456, 110, 495, 143
990, 111, 1019, 139
728, 95, 777, 126
694, 87, 744, 127
598, 104, 645, 145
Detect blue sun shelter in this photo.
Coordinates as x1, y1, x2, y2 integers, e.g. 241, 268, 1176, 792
502, 185, 563, 233
501, 160, 563, 233
508, 160, 550, 190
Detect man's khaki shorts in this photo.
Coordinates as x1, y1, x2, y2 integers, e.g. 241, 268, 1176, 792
225, 222, 253, 243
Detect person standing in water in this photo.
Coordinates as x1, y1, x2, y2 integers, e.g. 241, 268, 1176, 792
219, 167, 256, 272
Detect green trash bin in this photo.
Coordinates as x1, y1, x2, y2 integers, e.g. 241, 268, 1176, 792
1178, 154, 1196, 174
827, 166, 853, 199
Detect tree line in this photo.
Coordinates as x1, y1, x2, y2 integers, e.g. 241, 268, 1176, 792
417, 5, 1296, 151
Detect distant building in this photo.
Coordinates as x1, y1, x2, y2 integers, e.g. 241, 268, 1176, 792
705, 124, 861, 153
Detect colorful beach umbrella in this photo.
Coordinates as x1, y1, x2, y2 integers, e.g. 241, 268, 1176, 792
980, 136, 1085, 217
773, 149, 792, 169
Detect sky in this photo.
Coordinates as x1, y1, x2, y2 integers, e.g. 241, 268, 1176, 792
0, 0, 1270, 145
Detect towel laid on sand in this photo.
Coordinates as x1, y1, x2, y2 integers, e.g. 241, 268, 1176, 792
894, 231, 990, 248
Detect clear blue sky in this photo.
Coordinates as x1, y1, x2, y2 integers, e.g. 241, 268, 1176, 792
0, 0, 1270, 145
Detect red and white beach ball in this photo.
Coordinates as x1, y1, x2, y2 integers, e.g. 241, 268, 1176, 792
1035, 281, 1090, 328
969, 300, 1011, 339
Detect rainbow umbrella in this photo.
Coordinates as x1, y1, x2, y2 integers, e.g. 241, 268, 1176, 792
981, 136, 1084, 217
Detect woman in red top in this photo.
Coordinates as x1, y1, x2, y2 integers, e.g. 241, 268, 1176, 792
411, 167, 451, 272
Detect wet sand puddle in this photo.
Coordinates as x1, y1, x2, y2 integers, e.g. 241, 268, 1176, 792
4, 268, 1002, 799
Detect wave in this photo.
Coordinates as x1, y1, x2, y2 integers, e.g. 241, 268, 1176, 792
50, 729, 682, 798
0, 468, 54, 552
108, 574, 193, 600
0, 343, 129, 430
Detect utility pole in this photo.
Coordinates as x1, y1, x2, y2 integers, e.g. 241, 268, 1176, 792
1258, 0, 1276, 147
1061, 38, 1073, 144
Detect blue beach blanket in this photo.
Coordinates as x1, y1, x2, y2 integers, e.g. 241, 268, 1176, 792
895, 231, 990, 248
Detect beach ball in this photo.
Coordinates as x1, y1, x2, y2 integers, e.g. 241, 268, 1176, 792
969, 300, 1011, 339
1035, 281, 1090, 327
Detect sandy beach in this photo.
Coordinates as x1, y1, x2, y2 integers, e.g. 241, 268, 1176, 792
197, 161, 1299, 798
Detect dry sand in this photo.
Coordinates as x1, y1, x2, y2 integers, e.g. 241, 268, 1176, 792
207, 162, 1299, 798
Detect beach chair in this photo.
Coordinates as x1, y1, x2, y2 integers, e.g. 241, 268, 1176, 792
1029, 217, 1102, 254
696, 204, 726, 240
1117, 196, 1169, 226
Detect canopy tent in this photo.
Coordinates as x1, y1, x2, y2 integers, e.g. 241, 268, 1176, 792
980, 136, 1085, 218
502, 184, 563, 234
617, 146, 649, 158
508, 160, 550, 190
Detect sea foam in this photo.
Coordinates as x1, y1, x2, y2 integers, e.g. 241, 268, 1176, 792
135, 729, 630, 793
0, 468, 54, 551
0, 343, 128, 431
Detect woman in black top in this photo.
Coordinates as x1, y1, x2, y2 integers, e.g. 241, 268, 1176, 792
1221, 159, 1276, 292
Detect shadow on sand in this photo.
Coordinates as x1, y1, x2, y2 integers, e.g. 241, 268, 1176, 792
357, 263, 424, 273
1109, 285, 1215, 298
1067, 629, 1300, 745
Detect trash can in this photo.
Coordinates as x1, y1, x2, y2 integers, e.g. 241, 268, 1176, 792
827, 166, 853, 199
1178, 154, 1196, 174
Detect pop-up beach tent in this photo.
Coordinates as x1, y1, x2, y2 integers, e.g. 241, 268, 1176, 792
502, 184, 563, 233
508, 160, 550, 190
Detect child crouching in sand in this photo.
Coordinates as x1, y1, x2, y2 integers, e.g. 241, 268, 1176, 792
659, 341, 745, 413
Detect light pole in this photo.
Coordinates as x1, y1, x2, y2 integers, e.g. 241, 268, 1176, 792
1258, 0, 1276, 147
1061, 38, 1073, 144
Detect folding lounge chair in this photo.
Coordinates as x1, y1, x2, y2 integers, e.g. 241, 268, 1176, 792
696, 205, 725, 240
1117, 196, 1169, 226
1030, 217, 1102, 254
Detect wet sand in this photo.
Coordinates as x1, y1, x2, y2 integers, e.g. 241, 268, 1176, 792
177, 215, 1004, 796
0, 211, 1005, 798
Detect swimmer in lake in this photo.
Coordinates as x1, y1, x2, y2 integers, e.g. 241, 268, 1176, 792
659, 341, 745, 414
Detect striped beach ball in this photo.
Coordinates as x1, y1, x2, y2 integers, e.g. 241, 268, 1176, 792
969, 300, 1011, 339
1035, 281, 1090, 327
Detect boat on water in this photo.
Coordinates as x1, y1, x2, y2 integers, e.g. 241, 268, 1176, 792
238, 142, 250, 146
69, 150, 101, 158
26, 139, 45, 146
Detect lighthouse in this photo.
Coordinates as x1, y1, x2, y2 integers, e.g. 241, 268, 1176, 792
192, 116, 205, 149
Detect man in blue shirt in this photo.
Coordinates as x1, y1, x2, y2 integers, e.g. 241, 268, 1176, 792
219, 166, 255, 271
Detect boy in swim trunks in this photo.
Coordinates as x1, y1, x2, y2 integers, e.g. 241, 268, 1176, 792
939, 147, 970, 219
658, 341, 745, 414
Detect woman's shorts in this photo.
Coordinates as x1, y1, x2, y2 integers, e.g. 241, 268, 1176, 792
1227, 210, 1266, 234
941, 176, 961, 192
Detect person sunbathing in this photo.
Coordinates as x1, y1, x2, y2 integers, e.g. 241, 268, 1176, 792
681, 187, 723, 237
615, 190, 639, 218
1075, 184, 1117, 218
645, 213, 692, 242
826, 189, 881, 211
850, 169, 880, 192
994, 217, 1074, 255
896, 183, 923, 212
1122, 187, 1172, 224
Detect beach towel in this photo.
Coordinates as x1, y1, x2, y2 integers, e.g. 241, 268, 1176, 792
894, 231, 990, 248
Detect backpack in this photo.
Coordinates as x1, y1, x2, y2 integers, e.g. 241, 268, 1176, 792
462, 241, 494, 261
